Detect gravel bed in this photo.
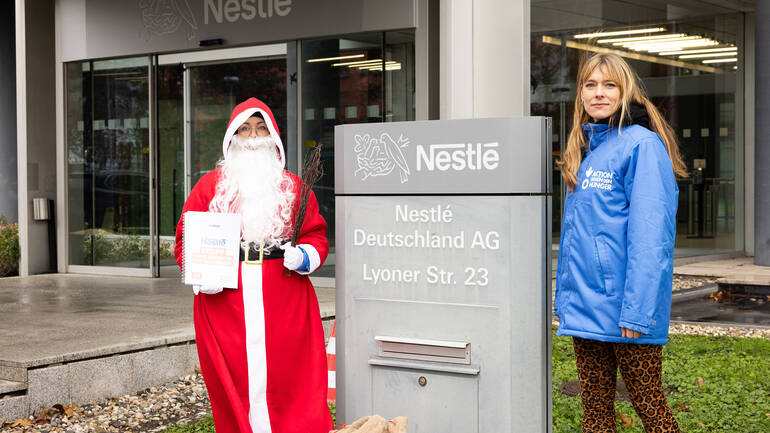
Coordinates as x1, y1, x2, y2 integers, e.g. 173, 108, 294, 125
668, 322, 770, 339
552, 317, 769, 339
672, 275, 718, 291
1, 373, 211, 433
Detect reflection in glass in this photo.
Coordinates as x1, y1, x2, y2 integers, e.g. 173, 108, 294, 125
531, 1, 743, 256
67, 57, 151, 268
189, 59, 287, 187
302, 32, 415, 277
157, 64, 185, 272
66, 62, 91, 266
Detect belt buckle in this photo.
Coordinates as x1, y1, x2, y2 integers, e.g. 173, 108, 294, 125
243, 243, 264, 265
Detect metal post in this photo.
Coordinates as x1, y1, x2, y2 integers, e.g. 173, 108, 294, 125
756, 4, 770, 264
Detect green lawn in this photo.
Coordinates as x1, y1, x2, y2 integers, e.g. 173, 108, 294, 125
163, 332, 770, 432
553, 332, 770, 432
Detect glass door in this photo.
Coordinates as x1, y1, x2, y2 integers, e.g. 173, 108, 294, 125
155, 45, 290, 277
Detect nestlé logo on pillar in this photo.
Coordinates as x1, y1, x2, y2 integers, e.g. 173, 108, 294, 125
353, 133, 500, 183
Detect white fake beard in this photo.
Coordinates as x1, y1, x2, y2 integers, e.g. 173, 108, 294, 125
209, 135, 295, 251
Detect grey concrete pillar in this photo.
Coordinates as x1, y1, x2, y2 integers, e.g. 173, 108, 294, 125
756, 4, 770, 265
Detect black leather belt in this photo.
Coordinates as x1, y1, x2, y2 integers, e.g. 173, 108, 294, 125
239, 243, 285, 262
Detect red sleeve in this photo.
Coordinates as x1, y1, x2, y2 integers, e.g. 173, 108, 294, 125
174, 169, 221, 270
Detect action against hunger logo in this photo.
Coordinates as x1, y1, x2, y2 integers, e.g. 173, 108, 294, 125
581, 166, 614, 191
139, 0, 198, 41
353, 133, 411, 183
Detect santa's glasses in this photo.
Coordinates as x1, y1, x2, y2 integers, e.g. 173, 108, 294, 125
236, 124, 269, 136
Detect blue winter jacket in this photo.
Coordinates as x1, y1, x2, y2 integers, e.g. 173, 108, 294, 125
554, 123, 678, 344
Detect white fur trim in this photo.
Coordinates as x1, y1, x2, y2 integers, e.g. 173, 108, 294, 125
296, 244, 321, 275
241, 264, 272, 433
222, 108, 285, 167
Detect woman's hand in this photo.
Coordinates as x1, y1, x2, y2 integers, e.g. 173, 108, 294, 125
621, 327, 642, 339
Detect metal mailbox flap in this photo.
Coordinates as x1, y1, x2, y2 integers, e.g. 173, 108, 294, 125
375, 336, 470, 364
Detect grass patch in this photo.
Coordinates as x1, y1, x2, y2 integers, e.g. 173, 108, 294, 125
162, 415, 215, 433
163, 331, 770, 432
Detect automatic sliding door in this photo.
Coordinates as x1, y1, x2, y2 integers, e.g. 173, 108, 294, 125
189, 58, 288, 186
155, 55, 288, 277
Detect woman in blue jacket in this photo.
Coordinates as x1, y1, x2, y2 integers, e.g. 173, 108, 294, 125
554, 53, 688, 433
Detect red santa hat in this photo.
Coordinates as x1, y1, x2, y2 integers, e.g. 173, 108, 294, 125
222, 97, 285, 167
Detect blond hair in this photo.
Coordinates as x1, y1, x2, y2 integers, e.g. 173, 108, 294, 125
557, 53, 688, 191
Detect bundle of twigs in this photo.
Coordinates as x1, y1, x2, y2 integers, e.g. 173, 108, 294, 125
287, 143, 324, 273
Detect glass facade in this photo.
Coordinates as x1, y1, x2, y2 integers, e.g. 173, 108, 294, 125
531, 1, 744, 256
64, 3, 749, 274
66, 31, 415, 275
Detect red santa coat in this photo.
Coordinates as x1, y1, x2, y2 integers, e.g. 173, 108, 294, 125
174, 168, 332, 433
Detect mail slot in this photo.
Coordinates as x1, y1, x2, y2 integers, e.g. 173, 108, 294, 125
375, 336, 470, 364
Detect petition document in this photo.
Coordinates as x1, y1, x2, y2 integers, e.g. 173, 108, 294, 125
183, 211, 241, 287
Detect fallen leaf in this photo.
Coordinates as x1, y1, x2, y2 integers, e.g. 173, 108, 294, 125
10, 418, 33, 428
696, 377, 704, 389
698, 423, 707, 428
616, 411, 636, 428
53, 403, 75, 417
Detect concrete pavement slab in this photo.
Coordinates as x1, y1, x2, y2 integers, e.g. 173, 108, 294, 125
0, 274, 194, 368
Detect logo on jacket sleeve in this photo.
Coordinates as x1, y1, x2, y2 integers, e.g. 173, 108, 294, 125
581, 166, 614, 191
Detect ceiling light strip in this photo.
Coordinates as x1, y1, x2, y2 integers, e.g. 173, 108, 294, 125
702, 58, 737, 64
541, 35, 720, 74
333, 59, 384, 67
660, 47, 737, 56
679, 52, 741, 59
574, 27, 666, 39
624, 41, 720, 52
307, 54, 365, 63
616, 36, 702, 46
599, 33, 686, 44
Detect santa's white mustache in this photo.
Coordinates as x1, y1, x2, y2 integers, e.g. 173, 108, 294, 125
230, 134, 275, 151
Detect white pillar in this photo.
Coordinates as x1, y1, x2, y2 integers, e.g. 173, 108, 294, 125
440, 0, 530, 119
16, 0, 57, 275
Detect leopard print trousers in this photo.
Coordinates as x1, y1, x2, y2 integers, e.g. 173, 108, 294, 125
573, 337, 680, 433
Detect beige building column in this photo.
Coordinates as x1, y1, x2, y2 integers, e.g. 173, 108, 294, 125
439, 0, 530, 119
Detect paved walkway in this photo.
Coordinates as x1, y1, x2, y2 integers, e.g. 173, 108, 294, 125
0, 274, 194, 369
0, 274, 335, 369
674, 256, 770, 285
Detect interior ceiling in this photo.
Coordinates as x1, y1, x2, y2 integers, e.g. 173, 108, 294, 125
532, 0, 753, 33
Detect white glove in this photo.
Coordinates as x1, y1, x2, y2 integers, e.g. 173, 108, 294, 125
280, 243, 304, 271
192, 285, 223, 295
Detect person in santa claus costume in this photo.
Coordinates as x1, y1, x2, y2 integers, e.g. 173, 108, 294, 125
174, 97, 332, 433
